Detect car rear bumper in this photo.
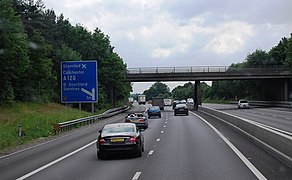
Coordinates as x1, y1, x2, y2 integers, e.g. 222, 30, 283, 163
98, 144, 141, 154
148, 112, 161, 116
174, 110, 188, 114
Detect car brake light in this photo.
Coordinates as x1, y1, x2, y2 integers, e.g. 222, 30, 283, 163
99, 139, 106, 144
139, 119, 145, 122
129, 137, 137, 143
125, 119, 130, 122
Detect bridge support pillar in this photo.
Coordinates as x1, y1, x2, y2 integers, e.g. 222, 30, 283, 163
284, 79, 289, 101
194, 80, 201, 111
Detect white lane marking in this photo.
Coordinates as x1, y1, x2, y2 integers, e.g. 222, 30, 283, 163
163, 125, 167, 128
132, 172, 141, 180
165, 118, 168, 121
156, 138, 160, 142
148, 150, 154, 155
165, 122, 168, 124
192, 112, 267, 180
17, 140, 96, 180
286, 118, 291, 120
161, 131, 164, 133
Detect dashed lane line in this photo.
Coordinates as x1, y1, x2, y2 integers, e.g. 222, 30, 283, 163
132, 172, 141, 180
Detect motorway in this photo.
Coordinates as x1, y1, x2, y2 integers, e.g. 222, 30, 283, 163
0, 105, 291, 180
203, 103, 292, 134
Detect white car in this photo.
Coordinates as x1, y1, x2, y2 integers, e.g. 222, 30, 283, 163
238, 99, 249, 109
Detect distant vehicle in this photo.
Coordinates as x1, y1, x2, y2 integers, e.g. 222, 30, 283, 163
238, 99, 249, 109
152, 97, 164, 110
125, 113, 148, 129
174, 103, 189, 116
180, 99, 187, 103
187, 98, 194, 105
164, 98, 172, 106
96, 123, 144, 159
172, 100, 185, 109
147, 106, 161, 118
128, 97, 134, 103
138, 95, 146, 105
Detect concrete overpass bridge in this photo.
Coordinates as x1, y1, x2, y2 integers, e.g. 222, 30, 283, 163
125, 66, 292, 110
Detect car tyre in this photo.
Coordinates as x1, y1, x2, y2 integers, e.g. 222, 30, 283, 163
97, 152, 105, 160
137, 148, 142, 157
159, 115, 161, 118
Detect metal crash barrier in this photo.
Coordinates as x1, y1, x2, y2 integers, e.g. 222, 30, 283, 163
54, 105, 130, 134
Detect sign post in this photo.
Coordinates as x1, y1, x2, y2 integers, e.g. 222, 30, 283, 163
61, 61, 98, 112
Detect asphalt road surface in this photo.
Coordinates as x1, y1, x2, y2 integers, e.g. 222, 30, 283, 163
0, 105, 291, 180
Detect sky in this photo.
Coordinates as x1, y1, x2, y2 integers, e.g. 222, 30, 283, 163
44, 0, 292, 93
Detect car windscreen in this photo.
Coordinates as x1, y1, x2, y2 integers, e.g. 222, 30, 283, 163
240, 100, 248, 103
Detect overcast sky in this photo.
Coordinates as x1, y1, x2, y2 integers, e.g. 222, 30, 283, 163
44, 0, 292, 93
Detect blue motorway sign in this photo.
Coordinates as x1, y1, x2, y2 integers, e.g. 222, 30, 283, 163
61, 61, 97, 103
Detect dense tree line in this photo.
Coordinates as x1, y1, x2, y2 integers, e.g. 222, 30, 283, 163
0, 0, 131, 107
143, 34, 292, 102
209, 35, 292, 101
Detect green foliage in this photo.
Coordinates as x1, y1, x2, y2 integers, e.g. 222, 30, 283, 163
172, 82, 194, 100
0, 103, 93, 151
284, 35, 292, 70
143, 82, 171, 99
208, 33, 292, 101
0, 0, 30, 103
0, 0, 131, 108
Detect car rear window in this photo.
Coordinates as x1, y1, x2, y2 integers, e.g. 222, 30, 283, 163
176, 104, 187, 108
103, 124, 135, 133
240, 100, 248, 103
150, 106, 159, 110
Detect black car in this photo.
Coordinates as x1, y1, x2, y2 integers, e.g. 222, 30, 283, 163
174, 103, 189, 116
96, 123, 144, 159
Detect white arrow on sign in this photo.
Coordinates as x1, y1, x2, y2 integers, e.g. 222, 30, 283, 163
81, 88, 95, 100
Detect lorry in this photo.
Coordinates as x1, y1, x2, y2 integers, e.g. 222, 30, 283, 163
138, 95, 146, 105
152, 97, 164, 110
163, 98, 172, 106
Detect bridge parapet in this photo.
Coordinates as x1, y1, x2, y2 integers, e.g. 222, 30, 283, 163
127, 65, 290, 74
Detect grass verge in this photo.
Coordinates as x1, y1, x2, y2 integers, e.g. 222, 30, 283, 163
0, 103, 103, 152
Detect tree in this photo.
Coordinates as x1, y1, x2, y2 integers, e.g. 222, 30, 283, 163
0, 0, 30, 103
244, 49, 270, 67
284, 35, 292, 70
143, 82, 171, 99
172, 82, 194, 100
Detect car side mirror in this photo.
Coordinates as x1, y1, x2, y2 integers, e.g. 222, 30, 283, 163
98, 130, 102, 133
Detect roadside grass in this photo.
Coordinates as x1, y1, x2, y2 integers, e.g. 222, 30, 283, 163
0, 103, 103, 152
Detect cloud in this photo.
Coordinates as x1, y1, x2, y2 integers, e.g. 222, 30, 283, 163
44, 0, 292, 92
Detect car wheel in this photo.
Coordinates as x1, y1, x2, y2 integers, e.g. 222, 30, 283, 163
159, 115, 161, 118
97, 152, 105, 160
174, 113, 176, 116
137, 148, 142, 157
148, 116, 150, 119
186, 113, 189, 116
142, 144, 144, 152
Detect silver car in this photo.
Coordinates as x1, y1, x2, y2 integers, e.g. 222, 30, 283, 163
238, 99, 249, 109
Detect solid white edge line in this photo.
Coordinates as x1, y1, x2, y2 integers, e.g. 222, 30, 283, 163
191, 112, 267, 180
16, 140, 96, 180
132, 172, 141, 180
